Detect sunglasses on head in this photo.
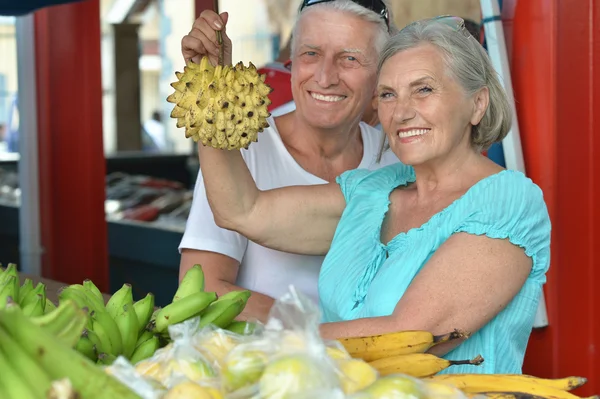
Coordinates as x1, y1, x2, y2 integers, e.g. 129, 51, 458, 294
299, 0, 390, 29
402, 15, 472, 38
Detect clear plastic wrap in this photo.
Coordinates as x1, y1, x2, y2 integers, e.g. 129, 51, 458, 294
133, 317, 219, 390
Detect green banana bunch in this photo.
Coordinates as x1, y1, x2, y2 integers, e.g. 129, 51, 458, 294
173, 264, 206, 301
226, 320, 257, 335
153, 290, 218, 333
20, 281, 46, 310
133, 292, 155, 334
0, 303, 140, 398
17, 278, 33, 304
90, 308, 124, 357
22, 293, 45, 317
130, 333, 160, 364
198, 289, 251, 328
0, 263, 18, 285
0, 323, 53, 398
115, 302, 140, 359
0, 275, 19, 308
106, 283, 133, 319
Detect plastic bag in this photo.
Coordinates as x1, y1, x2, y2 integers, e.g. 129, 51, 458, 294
217, 287, 343, 399
104, 356, 166, 399
133, 317, 219, 390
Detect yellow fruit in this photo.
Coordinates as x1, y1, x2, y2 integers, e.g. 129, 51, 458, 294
222, 349, 269, 392
134, 360, 163, 380
167, 56, 273, 150
359, 375, 426, 399
163, 381, 218, 399
259, 354, 334, 399
193, 331, 241, 369
326, 345, 351, 360
337, 358, 378, 394
169, 358, 215, 382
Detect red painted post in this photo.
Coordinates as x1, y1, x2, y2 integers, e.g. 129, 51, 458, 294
506, 0, 600, 394
33, 0, 108, 292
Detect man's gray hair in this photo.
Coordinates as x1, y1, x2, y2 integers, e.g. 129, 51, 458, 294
290, 0, 397, 57
378, 19, 512, 156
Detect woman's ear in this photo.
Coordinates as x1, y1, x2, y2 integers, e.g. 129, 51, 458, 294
471, 86, 490, 126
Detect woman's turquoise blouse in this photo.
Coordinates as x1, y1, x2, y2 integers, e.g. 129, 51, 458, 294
318, 163, 551, 374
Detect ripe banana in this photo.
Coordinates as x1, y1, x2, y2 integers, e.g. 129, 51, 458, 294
425, 374, 586, 399
90, 309, 123, 356
0, 275, 19, 308
0, 337, 39, 399
0, 305, 139, 398
83, 279, 105, 304
467, 393, 546, 399
369, 353, 484, 378
199, 297, 246, 328
153, 290, 217, 333
22, 293, 46, 317
106, 283, 133, 320
486, 375, 587, 391
173, 264, 206, 301
129, 335, 160, 364
338, 329, 469, 362
0, 324, 53, 398
133, 292, 155, 334
17, 278, 33, 305
115, 302, 139, 359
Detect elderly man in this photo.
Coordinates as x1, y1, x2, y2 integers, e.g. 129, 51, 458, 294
178, 0, 399, 321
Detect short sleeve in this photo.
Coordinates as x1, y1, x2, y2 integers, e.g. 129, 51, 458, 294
453, 171, 552, 279
336, 168, 373, 203
178, 167, 248, 262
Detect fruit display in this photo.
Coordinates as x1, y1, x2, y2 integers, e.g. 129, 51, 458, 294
0, 263, 597, 399
167, 31, 273, 150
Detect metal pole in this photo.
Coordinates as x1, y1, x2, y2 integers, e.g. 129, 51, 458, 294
15, 13, 43, 276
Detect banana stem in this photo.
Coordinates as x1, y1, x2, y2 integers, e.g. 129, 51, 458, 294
449, 355, 485, 366
216, 30, 224, 66
433, 329, 471, 345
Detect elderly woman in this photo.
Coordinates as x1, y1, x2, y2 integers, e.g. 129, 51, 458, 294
196, 16, 551, 374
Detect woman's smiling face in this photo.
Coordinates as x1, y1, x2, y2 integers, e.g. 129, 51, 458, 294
377, 43, 488, 166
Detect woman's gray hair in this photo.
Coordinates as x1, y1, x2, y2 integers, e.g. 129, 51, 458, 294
377, 18, 512, 156
291, 0, 397, 57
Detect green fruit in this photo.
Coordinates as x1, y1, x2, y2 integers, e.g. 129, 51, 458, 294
362, 375, 426, 399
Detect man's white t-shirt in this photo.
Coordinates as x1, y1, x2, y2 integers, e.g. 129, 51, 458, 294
179, 116, 399, 304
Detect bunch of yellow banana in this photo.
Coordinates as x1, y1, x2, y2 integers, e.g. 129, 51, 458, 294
338, 329, 470, 362
426, 374, 597, 399
0, 301, 140, 399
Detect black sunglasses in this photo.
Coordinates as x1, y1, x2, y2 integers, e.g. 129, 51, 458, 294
299, 0, 390, 29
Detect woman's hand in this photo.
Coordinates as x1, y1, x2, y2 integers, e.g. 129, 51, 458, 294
181, 10, 233, 66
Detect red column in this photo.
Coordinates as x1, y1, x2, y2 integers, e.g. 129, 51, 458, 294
34, 0, 108, 291
506, 0, 600, 394
195, 0, 218, 16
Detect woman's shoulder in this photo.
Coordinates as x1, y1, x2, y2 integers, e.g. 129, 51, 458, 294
469, 169, 547, 208
336, 163, 415, 200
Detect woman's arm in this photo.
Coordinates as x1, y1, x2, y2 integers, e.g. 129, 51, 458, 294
320, 233, 533, 356
198, 145, 346, 255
